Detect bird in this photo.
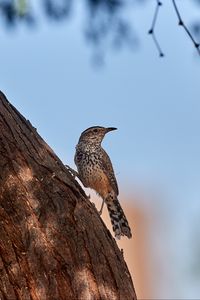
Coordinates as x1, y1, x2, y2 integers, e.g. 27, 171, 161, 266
74, 126, 132, 239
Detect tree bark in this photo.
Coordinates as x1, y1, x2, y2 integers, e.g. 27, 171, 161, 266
0, 91, 137, 300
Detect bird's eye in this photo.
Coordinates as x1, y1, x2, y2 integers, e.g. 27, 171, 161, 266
93, 129, 98, 133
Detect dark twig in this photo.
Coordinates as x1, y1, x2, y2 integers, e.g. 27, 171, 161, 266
172, 0, 200, 55
148, 0, 164, 57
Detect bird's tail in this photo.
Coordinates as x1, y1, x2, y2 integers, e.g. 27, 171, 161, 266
106, 194, 132, 239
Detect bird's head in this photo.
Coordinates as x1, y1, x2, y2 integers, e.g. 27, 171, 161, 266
78, 126, 117, 145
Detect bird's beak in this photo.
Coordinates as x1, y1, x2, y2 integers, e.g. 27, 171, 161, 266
106, 127, 117, 133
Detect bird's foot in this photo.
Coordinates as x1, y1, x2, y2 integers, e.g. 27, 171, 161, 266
65, 165, 79, 178
98, 199, 105, 215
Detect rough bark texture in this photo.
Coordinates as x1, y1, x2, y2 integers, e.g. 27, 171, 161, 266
0, 91, 137, 300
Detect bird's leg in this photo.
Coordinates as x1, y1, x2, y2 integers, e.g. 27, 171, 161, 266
99, 198, 105, 215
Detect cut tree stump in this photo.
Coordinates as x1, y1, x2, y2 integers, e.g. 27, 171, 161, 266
0, 91, 137, 300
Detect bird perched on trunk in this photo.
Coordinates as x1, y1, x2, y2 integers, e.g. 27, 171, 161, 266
74, 126, 132, 240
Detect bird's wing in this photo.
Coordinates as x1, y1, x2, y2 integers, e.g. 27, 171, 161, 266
101, 149, 119, 195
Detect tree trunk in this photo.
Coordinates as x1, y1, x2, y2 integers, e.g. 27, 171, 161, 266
0, 91, 137, 300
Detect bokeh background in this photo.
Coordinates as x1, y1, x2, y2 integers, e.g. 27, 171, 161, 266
1, 0, 200, 298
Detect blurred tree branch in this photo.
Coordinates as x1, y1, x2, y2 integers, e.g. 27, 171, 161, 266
0, 0, 199, 57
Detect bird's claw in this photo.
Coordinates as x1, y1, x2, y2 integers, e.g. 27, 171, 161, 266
98, 207, 103, 215
65, 165, 79, 178
98, 199, 105, 216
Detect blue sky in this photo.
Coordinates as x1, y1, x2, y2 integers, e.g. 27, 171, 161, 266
0, 0, 200, 298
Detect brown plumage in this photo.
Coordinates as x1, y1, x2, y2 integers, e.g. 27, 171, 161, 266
74, 126, 132, 239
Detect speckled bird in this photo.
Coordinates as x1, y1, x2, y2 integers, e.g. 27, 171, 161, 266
74, 126, 132, 239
